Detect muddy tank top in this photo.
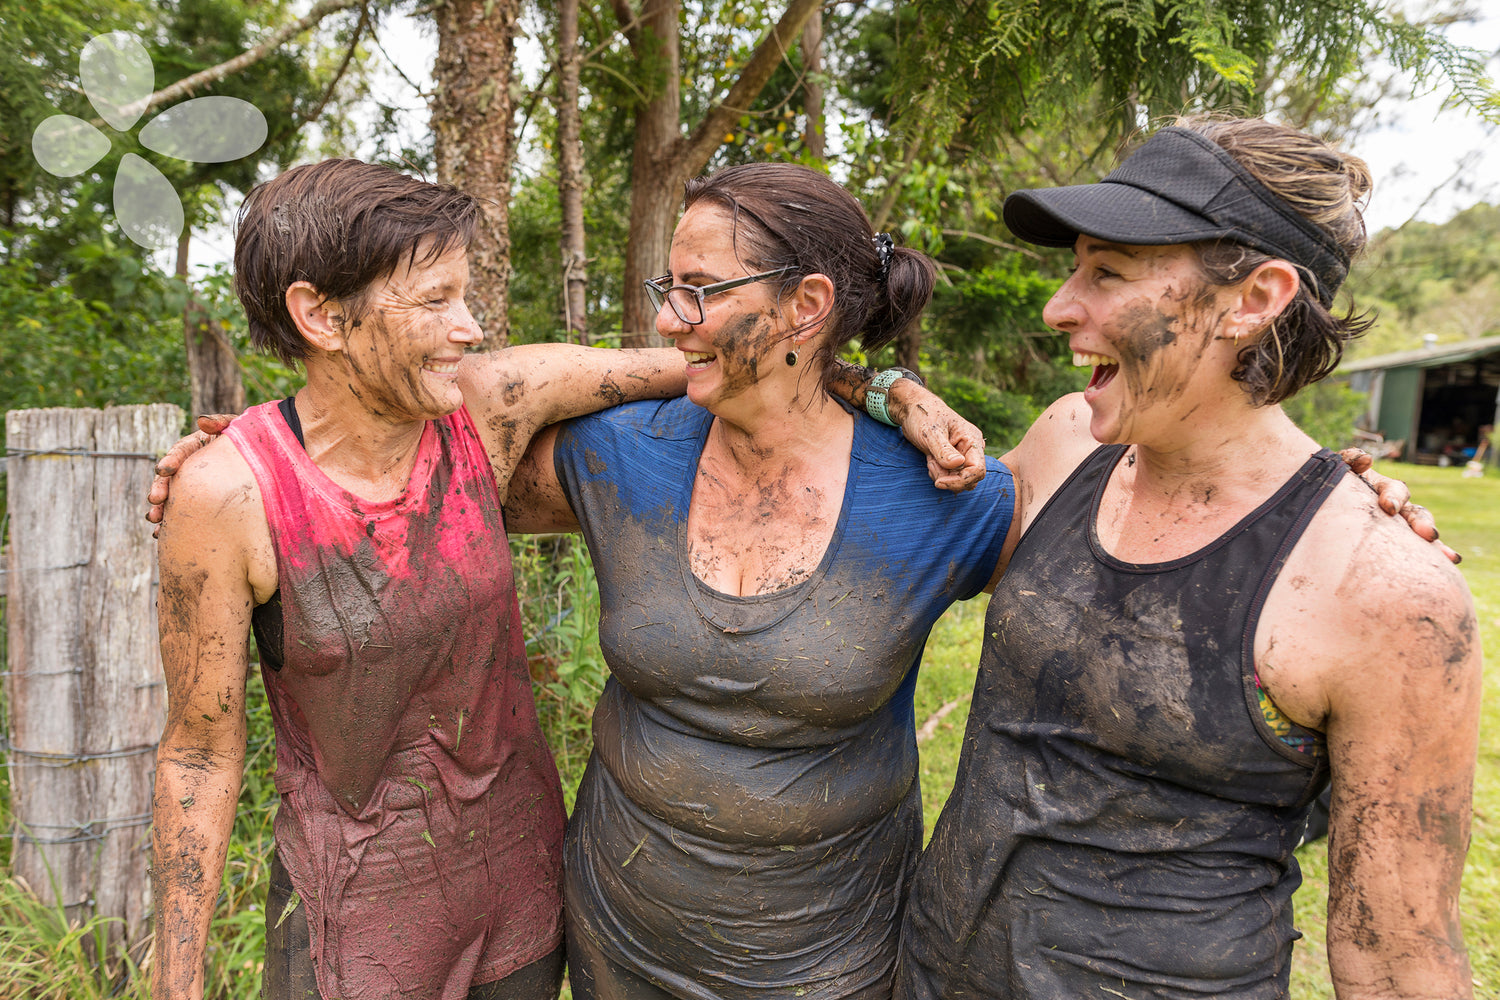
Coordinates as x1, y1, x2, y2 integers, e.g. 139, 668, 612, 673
225, 401, 565, 1000
898, 443, 1340, 1000
552, 398, 1015, 1000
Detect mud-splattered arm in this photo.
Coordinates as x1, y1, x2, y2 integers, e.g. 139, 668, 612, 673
502, 423, 580, 533
151, 442, 268, 1000
826, 360, 987, 491
1262, 516, 1481, 999
1320, 579, 1480, 999
461, 345, 685, 500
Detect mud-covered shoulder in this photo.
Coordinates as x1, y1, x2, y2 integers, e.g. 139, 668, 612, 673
158, 435, 276, 606
1003, 392, 1101, 534
1316, 469, 1474, 609
1285, 471, 1479, 707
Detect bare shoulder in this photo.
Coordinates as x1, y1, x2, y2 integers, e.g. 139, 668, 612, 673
1002, 393, 1100, 532
158, 436, 276, 604
1259, 469, 1479, 729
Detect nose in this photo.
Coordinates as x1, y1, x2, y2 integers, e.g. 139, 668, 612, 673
452, 300, 484, 346
654, 296, 692, 339
1042, 272, 1082, 332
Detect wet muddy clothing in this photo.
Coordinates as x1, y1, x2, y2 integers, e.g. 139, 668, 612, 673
899, 444, 1340, 1000
551, 398, 1015, 1000
226, 401, 566, 1000
263, 854, 566, 1000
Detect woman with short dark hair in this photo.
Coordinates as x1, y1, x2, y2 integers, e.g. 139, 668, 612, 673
898, 117, 1480, 1000
153, 158, 695, 1000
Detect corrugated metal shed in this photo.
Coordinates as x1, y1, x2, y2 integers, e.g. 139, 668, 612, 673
1339, 336, 1500, 464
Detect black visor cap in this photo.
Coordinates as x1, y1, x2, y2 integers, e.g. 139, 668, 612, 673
1003, 127, 1350, 305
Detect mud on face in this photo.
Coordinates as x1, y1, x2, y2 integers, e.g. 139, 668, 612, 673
1102, 278, 1228, 441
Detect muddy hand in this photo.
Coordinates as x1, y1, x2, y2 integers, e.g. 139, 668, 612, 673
148, 414, 237, 533
892, 390, 986, 492
1339, 447, 1459, 564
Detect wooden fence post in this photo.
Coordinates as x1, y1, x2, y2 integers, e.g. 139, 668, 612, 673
4, 404, 183, 957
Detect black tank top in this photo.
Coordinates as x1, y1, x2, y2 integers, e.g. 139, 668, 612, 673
899, 444, 1341, 1000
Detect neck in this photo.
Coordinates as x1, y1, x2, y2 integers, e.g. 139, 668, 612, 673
1126, 402, 1314, 508
708, 383, 852, 472
295, 363, 429, 490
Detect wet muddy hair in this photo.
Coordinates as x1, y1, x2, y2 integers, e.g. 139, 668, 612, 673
234, 159, 479, 366
681, 163, 936, 377
1176, 116, 1376, 405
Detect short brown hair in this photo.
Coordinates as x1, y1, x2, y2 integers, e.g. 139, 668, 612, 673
233, 159, 479, 366
1178, 116, 1376, 405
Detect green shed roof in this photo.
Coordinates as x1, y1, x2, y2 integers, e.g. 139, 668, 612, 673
1339, 334, 1500, 374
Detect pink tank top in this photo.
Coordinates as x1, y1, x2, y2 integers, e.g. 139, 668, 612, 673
225, 401, 564, 999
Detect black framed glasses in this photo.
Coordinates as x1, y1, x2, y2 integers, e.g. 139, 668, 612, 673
644, 267, 797, 325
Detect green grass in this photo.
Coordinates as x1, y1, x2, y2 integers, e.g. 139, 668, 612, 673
912, 461, 1500, 997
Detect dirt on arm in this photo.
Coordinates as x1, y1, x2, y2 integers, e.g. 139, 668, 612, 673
150, 442, 270, 1000
1260, 491, 1481, 998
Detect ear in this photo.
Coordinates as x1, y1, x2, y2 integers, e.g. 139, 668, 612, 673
787, 272, 836, 342
285, 282, 345, 353
1233, 259, 1300, 340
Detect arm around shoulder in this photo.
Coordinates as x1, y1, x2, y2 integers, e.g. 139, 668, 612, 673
151, 441, 271, 999
460, 344, 684, 438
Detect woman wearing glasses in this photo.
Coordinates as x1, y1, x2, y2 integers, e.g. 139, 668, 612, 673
503, 162, 1018, 999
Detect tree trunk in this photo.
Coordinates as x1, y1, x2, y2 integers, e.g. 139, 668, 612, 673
556, 0, 589, 344
895, 326, 923, 378
176, 232, 245, 417
801, 9, 824, 161
432, 0, 519, 347
619, 0, 684, 347
618, 0, 825, 347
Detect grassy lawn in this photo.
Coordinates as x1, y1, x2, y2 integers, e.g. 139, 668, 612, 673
913, 461, 1500, 997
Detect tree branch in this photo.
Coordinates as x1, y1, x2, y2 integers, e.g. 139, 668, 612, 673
117, 0, 364, 120
678, 0, 824, 173
609, 0, 640, 47
300, 3, 370, 125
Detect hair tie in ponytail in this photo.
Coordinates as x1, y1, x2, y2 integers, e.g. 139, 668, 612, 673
872, 232, 894, 283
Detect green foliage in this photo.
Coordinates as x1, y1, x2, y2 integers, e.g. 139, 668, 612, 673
511, 535, 609, 812
1282, 378, 1370, 451
0, 874, 144, 999
888, 0, 1497, 155
1346, 202, 1500, 359
0, 245, 190, 416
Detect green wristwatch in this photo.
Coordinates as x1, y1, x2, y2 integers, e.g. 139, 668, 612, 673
865, 368, 924, 426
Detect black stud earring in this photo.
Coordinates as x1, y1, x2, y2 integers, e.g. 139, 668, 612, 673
786, 348, 799, 367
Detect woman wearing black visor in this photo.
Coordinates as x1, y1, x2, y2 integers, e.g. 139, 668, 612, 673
899, 116, 1481, 999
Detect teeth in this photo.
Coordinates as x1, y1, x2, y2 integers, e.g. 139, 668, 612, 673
1073, 351, 1118, 368
424, 362, 459, 374
684, 352, 715, 364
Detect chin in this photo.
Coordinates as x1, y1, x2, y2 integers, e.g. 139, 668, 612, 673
684, 382, 719, 412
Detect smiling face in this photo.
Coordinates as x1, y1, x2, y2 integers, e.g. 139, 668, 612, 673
1045, 237, 1244, 447
655, 204, 799, 415
335, 242, 482, 422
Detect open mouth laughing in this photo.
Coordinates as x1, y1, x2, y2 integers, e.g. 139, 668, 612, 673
1074, 350, 1119, 393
